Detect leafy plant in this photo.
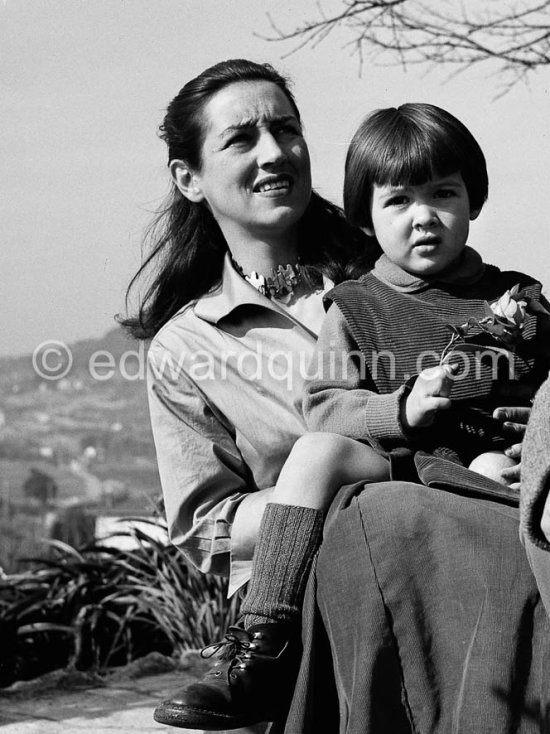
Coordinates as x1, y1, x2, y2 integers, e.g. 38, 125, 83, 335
0, 520, 239, 687
101, 519, 240, 655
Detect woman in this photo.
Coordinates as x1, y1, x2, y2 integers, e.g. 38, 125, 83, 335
124, 59, 543, 733
122, 58, 378, 732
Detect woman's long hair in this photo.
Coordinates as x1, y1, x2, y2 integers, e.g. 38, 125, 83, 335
120, 59, 380, 339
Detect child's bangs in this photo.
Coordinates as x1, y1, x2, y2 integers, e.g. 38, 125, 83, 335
344, 103, 488, 226
372, 125, 461, 189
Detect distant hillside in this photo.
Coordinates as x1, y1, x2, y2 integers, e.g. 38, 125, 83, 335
0, 326, 145, 384
0, 326, 161, 512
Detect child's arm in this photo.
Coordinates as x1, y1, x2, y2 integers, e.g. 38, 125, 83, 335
303, 303, 454, 451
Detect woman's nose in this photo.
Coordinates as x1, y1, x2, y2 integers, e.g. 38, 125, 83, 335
413, 203, 438, 229
257, 132, 286, 167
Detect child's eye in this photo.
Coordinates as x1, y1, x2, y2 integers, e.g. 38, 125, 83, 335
385, 195, 408, 207
435, 189, 456, 199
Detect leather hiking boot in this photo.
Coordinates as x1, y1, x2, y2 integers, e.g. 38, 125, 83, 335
153, 622, 300, 730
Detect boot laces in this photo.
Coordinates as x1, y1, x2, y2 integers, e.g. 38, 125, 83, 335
200, 626, 253, 663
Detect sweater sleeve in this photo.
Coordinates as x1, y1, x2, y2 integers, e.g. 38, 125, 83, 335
303, 303, 410, 451
520, 375, 550, 550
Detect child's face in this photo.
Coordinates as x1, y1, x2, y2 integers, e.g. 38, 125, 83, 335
365, 172, 479, 276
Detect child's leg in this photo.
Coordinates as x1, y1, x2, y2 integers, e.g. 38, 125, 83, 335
239, 433, 389, 627
153, 435, 389, 729
272, 432, 390, 510
468, 450, 518, 486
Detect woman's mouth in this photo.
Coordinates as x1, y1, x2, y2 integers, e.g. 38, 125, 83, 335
254, 175, 292, 195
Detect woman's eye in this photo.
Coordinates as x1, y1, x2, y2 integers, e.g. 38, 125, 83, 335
226, 133, 251, 147
274, 124, 300, 137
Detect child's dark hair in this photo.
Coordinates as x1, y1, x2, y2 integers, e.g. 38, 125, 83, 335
344, 103, 489, 228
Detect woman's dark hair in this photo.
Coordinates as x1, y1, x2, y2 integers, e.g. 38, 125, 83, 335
121, 58, 378, 339
344, 103, 489, 229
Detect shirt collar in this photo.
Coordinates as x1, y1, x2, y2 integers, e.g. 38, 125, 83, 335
193, 251, 284, 324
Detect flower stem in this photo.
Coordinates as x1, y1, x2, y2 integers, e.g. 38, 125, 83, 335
440, 333, 462, 365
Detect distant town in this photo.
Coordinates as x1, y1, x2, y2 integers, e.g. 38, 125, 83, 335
0, 328, 163, 573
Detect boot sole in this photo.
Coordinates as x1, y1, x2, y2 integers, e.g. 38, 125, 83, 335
153, 702, 274, 730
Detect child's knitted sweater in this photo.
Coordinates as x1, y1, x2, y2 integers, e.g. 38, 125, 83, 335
304, 265, 548, 466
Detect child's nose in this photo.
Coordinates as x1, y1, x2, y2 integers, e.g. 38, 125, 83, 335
413, 204, 438, 228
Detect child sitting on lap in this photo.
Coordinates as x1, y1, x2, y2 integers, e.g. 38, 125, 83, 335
304, 103, 550, 492
155, 103, 550, 731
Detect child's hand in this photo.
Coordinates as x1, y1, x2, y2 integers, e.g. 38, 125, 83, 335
403, 364, 457, 429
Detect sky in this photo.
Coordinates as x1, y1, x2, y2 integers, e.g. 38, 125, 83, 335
2, 0, 549, 358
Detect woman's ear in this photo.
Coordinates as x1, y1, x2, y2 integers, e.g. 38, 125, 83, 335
169, 159, 204, 203
361, 225, 375, 238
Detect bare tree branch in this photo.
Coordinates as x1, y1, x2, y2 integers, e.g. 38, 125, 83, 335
264, 0, 550, 87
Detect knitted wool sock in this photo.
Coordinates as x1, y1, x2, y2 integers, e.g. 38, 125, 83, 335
239, 503, 325, 629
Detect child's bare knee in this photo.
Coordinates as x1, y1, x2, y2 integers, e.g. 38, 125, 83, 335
289, 432, 333, 461
469, 451, 517, 485
289, 433, 358, 466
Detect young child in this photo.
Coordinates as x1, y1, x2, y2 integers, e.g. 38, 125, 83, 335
304, 103, 550, 490
155, 104, 550, 731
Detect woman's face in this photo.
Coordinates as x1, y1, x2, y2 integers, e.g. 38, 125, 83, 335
183, 80, 312, 246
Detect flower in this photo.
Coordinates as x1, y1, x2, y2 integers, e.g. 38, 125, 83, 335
484, 284, 528, 344
490, 285, 528, 324
465, 285, 528, 347
440, 284, 534, 364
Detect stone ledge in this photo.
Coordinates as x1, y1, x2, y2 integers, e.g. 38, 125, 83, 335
0, 652, 210, 733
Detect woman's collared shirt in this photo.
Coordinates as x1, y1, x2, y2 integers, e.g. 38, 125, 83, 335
147, 253, 328, 594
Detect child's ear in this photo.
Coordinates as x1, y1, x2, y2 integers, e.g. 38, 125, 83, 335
169, 159, 205, 203
361, 225, 375, 238
470, 207, 481, 221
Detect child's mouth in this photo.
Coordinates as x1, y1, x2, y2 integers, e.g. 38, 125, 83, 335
414, 236, 441, 248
